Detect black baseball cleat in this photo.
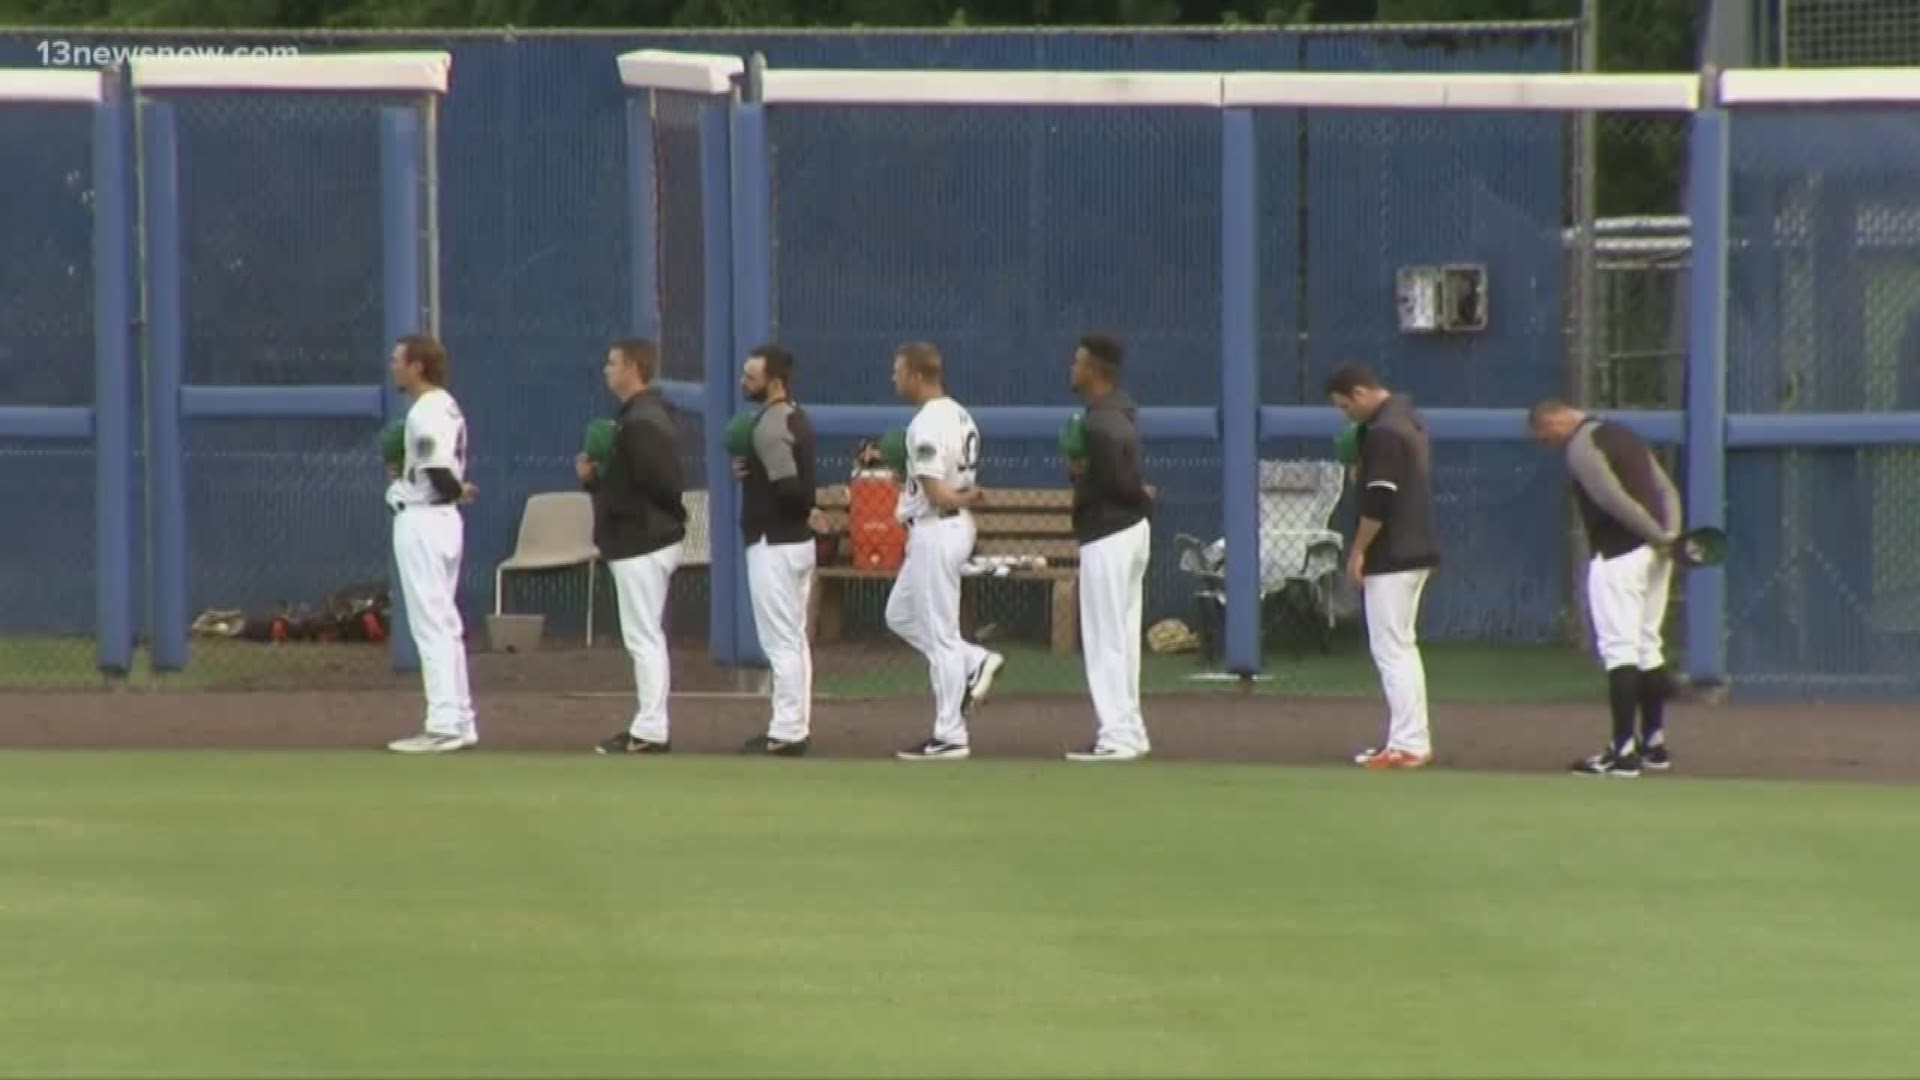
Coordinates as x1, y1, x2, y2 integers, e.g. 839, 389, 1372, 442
1570, 749, 1641, 778
895, 739, 971, 762
960, 651, 1006, 717
1641, 745, 1671, 771
596, 732, 670, 755
741, 734, 810, 757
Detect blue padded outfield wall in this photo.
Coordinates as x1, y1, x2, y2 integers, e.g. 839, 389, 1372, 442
0, 26, 1582, 666
0, 98, 99, 637
1720, 105, 1920, 697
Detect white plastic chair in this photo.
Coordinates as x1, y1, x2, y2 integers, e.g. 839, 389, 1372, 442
1255, 459, 1347, 593
1175, 458, 1348, 655
494, 491, 601, 645
679, 489, 711, 570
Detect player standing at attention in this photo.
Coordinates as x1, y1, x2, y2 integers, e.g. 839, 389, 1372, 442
733, 344, 824, 756
579, 339, 688, 756
1063, 334, 1153, 762
385, 334, 480, 754
887, 342, 1004, 761
1528, 400, 1681, 778
1325, 363, 1440, 770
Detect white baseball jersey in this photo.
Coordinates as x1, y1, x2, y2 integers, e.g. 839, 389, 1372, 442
387, 388, 468, 509
897, 396, 981, 523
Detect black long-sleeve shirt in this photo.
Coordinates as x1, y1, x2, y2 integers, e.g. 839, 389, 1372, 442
740, 399, 818, 545
583, 389, 687, 561
1355, 393, 1440, 576
1071, 389, 1152, 544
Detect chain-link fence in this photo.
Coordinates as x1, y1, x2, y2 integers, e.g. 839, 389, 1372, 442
1723, 104, 1920, 696
1266, 103, 1568, 662
150, 93, 420, 690
0, 98, 100, 689
1778, 0, 1920, 66
649, 89, 717, 687
472, 86, 719, 694
1564, 114, 1693, 660
1579, 117, 1692, 411
1209, 105, 1692, 693
7, 28, 1604, 703
764, 100, 1224, 700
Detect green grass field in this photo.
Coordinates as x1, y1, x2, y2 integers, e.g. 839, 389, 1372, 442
0, 637, 358, 690
2, 752, 1916, 1078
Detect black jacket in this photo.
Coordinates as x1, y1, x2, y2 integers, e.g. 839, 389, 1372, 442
1071, 389, 1153, 545
584, 389, 686, 561
1356, 393, 1440, 576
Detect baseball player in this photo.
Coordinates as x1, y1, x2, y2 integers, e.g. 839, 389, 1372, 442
384, 334, 480, 754
1064, 334, 1153, 762
886, 342, 1005, 761
579, 339, 688, 756
1325, 363, 1440, 770
733, 344, 824, 757
1529, 400, 1680, 778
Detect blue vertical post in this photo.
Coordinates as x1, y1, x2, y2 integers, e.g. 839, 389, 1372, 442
730, 100, 772, 668
626, 95, 661, 341
1220, 108, 1261, 677
140, 100, 189, 673
699, 96, 742, 666
92, 69, 134, 675
1684, 101, 1730, 687
380, 107, 425, 673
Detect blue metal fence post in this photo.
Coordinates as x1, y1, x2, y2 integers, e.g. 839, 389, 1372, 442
729, 99, 772, 668
380, 106, 426, 673
699, 96, 742, 666
1220, 108, 1261, 677
92, 68, 136, 675
1684, 96, 1730, 688
626, 94, 661, 342
140, 99, 189, 673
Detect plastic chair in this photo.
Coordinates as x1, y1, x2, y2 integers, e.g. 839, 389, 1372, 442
1175, 459, 1348, 657
493, 491, 601, 645
679, 489, 711, 570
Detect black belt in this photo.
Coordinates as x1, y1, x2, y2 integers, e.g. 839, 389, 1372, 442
907, 509, 961, 527
389, 501, 453, 516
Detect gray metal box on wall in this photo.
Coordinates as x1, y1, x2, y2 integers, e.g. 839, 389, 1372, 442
1395, 264, 1487, 334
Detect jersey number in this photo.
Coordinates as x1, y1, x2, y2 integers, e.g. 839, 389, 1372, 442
961, 430, 980, 472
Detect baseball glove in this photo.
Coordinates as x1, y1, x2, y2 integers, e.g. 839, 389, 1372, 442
1671, 526, 1727, 569
724, 409, 759, 458
1333, 423, 1364, 465
1059, 413, 1087, 460
879, 427, 909, 475
582, 418, 616, 469
379, 422, 405, 469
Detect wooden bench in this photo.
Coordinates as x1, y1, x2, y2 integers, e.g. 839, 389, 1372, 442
810, 485, 1083, 655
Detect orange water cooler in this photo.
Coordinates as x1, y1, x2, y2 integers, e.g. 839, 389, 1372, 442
848, 468, 907, 571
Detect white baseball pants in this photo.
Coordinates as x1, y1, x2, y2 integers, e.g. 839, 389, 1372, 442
1587, 544, 1673, 671
393, 505, 476, 740
886, 514, 990, 747
747, 538, 817, 743
1363, 568, 1432, 756
1079, 519, 1151, 755
610, 542, 682, 744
